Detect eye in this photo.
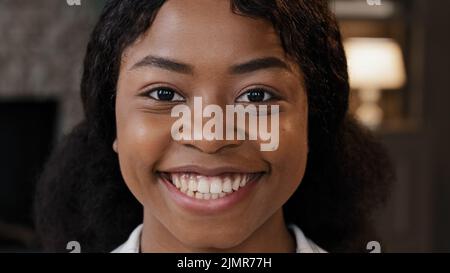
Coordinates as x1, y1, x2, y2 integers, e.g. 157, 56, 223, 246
236, 88, 274, 103
147, 87, 185, 102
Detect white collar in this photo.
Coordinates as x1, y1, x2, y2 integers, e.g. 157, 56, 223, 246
112, 224, 326, 253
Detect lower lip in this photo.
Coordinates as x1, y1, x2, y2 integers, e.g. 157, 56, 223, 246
159, 174, 261, 215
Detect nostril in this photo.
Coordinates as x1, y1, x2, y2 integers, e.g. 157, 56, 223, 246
180, 140, 242, 154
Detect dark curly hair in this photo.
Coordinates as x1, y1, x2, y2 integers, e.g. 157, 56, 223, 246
34, 0, 394, 252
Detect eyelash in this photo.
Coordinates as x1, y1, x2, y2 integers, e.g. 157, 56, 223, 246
142, 87, 185, 102
141, 86, 278, 103
236, 87, 278, 103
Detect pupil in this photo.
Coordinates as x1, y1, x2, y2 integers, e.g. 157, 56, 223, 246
247, 90, 265, 102
157, 89, 175, 101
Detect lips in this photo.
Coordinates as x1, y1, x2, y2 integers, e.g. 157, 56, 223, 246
157, 165, 265, 214
159, 172, 262, 200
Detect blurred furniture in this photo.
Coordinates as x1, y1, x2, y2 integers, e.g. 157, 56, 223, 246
0, 100, 58, 251
333, 0, 450, 252
344, 37, 406, 129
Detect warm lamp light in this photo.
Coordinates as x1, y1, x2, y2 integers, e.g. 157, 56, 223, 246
344, 38, 406, 129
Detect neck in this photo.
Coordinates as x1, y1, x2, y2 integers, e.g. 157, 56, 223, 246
140, 209, 296, 253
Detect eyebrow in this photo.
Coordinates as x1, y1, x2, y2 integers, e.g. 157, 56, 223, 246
230, 57, 291, 74
130, 55, 291, 75
131, 55, 194, 74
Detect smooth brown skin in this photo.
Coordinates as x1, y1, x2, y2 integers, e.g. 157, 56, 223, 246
113, 0, 308, 252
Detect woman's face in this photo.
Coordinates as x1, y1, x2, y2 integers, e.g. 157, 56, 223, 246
114, 0, 308, 250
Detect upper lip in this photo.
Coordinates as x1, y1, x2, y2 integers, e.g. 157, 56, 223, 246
158, 165, 266, 177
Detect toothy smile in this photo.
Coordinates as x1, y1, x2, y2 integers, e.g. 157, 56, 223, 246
159, 172, 263, 200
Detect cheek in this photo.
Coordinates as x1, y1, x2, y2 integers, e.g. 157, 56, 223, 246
115, 108, 173, 202
263, 111, 308, 198
281, 115, 308, 176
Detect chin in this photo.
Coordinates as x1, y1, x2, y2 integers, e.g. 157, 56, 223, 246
176, 226, 249, 251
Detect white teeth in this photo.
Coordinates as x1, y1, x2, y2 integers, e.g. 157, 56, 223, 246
197, 177, 210, 193
188, 177, 197, 192
232, 176, 240, 191
210, 178, 222, 194
173, 175, 181, 189
166, 172, 258, 200
180, 175, 188, 192
239, 175, 247, 187
222, 177, 232, 193
195, 192, 203, 199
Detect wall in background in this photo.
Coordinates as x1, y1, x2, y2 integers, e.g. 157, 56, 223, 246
0, 0, 101, 135
0, 0, 102, 251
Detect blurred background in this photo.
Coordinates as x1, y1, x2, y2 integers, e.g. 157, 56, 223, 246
0, 0, 449, 252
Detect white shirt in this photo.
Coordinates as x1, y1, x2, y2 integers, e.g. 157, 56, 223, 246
112, 224, 326, 253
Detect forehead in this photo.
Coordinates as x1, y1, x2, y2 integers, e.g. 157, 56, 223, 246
122, 0, 289, 70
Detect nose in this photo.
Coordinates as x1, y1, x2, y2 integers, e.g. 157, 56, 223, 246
176, 94, 245, 154
179, 138, 243, 154
171, 89, 251, 153
176, 110, 244, 154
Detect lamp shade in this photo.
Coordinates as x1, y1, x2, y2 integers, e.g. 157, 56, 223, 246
344, 38, 406, 90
